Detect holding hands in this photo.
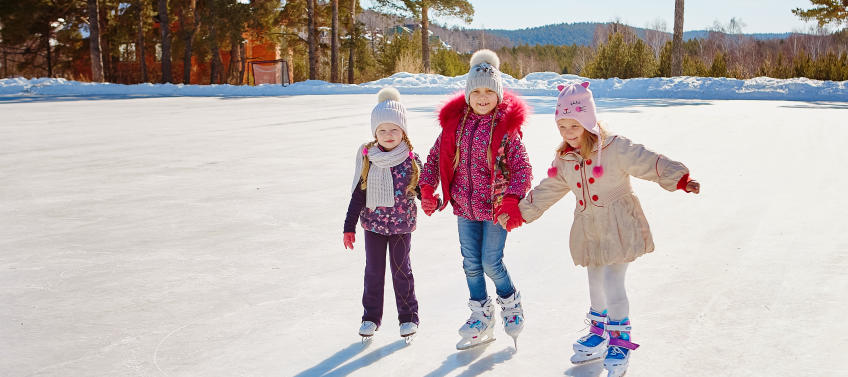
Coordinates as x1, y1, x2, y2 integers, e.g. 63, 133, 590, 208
420, 184, 440, 216
495, 196, 525, 232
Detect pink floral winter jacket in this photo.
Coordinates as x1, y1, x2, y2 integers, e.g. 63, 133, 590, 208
420, 91, 533, 222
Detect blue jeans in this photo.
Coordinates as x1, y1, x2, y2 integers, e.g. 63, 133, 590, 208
457, 217, 516, 301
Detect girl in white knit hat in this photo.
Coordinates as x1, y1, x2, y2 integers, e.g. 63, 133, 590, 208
501, 82, 700, 376
342, 87, 424, 343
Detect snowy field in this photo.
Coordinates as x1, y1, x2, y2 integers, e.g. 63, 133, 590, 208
1, 87, 847, 377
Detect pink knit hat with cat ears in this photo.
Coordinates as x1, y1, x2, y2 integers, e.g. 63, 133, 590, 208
555, 82, 604, 178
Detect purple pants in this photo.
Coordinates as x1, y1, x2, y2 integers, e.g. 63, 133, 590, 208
362, 230, 419, 327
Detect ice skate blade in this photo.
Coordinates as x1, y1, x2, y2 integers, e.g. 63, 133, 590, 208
456, 336, 495, 350
604, 362, 629, 377
402, 333, 416, 344
604, 369, 627, 377
570, 354, 603, 365
360, 335, 374, 343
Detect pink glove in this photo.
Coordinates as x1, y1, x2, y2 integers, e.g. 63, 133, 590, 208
495, 196, 525, 232
420, 184, 440, 216
343, 232, 355, 250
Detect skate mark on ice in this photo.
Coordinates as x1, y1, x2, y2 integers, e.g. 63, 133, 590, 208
423, 345, 488, 377
153, 321, 197, 377
291, 341, 370, 377
455, 347, 514, 377
564, 361, 605, 377
322, 339, 407, 376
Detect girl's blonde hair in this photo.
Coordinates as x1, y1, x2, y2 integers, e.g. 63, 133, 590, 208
360, 134, 420, 197
557, 122, 608, 159
452, 106, 499, 169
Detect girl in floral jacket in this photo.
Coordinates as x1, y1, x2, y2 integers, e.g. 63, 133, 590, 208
419, 49, 532, 350
343, 88, 422, 342
503, 82, 700, 376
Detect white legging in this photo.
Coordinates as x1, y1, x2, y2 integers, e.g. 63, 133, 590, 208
587, 263, 630, 321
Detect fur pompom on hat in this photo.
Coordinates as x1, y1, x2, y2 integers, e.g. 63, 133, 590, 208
371, 87, 408, 136
556, 81, 605, 178
465, 49, 504, 104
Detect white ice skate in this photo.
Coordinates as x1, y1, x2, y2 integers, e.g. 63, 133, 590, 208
399, 322, 418, 344
456, 298, 496, 350
602, 319, 640, 377
497, 291, 524, 351
359, 321, 378, 342
571, 310, 609, 364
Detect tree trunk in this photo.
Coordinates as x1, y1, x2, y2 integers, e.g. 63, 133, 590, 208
88, 0, 105, 81
307, 0, 318, 80
348, 0, 355, 83
45, 32, 53, 78
671, 0, 684, 76
159, 0, 172, 83
181, 0, 198, 84
238, 42, 246, 85
421, 4, 430, 73
331, 0, 339, 82
100, 3, 112, 81
209, 25, 220, 84
287, 47, 295, 84
3, 45, 7, 78
227, 38, 238, 84
136, 0, 148, 83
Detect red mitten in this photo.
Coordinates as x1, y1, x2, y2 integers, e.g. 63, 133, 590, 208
495, 196, 525, 232
343, 232, 355, 250
420, 184, 440, 216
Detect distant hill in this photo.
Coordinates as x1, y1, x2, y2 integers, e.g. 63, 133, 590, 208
482, 22, 794, 47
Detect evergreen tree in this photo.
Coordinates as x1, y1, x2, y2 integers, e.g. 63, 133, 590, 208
793, 1, 848, 28
371, 0, 473, 73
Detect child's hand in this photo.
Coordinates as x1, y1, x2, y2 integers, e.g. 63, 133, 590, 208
686, 180, 700, 194
495, 196, 525, 232
420, 184, 439, 216
343, 232, 355, 250
497, 213, 510, 228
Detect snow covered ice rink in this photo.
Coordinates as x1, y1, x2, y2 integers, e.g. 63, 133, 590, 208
1, 93, 847, 377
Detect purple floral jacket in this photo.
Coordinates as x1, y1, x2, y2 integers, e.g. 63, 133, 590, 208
344, 154, 422, 235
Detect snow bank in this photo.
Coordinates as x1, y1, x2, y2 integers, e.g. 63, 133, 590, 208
1, 72, 846, 101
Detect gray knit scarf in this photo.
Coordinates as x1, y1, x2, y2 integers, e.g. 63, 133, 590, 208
352, 142, 410, 209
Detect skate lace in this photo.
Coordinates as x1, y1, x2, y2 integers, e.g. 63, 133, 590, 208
466, 303, 492, 327
501, 305, 522, 324
606, 345, 627, 359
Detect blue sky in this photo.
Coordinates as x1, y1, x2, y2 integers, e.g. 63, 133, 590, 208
363, 0, 823, 34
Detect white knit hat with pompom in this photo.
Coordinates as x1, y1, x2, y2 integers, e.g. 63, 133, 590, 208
370, 87, 408, 135
465, 49, 504, 104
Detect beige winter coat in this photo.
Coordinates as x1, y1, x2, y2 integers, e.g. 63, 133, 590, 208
519, 134, 689, 267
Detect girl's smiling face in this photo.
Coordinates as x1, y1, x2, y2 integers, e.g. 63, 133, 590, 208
557, 118, 585, 148
468, 88, 498, 115
375, 123, 404, 150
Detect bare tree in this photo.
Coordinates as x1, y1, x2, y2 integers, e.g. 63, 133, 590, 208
671, 0, 685, 76
87, 0, 104, 82
645, 18, 669, 57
